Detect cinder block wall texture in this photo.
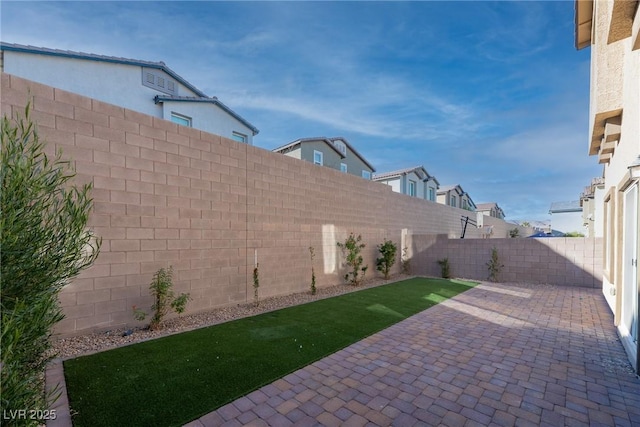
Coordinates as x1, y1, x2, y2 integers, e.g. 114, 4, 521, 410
4, 73, 587, 336
410, 235, 603, 287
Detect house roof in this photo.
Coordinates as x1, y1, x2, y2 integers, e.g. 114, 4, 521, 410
1, 42, 259, 135
437, 184, 463, 195
549, 200, 582, 214
372, 166, 440, 185
476, 203, 498, 211
154, 95, 259, 135
272, 137, 376, 172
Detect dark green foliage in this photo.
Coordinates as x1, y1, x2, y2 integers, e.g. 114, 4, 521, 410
1, 104, 100, 424
486, 247, 504, 282
437, 258, 451, 278
509, 228, 520, 238
564, 231, 585, 237
134, 266, 191, 330
253, 263, 260, 306
63, 278, 476, 426
376, 239, 397, 279
401, 246, 411, 274
309, 246, 316, 295
337, 232, 368, 286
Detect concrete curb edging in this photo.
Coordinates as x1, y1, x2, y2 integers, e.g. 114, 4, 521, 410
46, 358, 72, 427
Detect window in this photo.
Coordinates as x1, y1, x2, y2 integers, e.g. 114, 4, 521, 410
428, 187, 435, 201
450, 195, 456, 207
340, 163, 347, 173
408, 180, 417, 197
171, 112, 191, 127
362, 170, 371, 180
333, 140, 347, 156
313, 150, 323, 166
462, 199, 468, 209
232, 132, 247, 143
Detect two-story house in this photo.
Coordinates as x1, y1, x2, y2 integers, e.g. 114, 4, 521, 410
372, 166, 439, 201
575, 0, 640, 372
0, 42, 259, 144
476, 202, 506, 219
437, 184, 477, 211
272, 137, 375, 179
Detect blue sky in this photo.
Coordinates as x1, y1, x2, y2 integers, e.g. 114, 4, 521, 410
1, 1, 601, 222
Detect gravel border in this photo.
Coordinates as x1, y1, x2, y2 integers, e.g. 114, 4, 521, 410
52, 274, 417, 360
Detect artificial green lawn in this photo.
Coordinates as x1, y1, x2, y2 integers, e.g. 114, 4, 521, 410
63, 277, 475, 426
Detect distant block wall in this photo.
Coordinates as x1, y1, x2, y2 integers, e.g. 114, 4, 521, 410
3, 73, 543, 336
410, 235, 603, 287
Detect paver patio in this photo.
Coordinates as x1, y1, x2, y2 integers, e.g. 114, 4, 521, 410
185, 282, 640, 427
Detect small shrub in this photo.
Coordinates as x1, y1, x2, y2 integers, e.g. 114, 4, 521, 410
401, 246, 411, 274
564, 231, 585, 237
486, 247, 504, 282
133, 266, 191, 330
437, 258, 451, 279
1, 103, 100, 420
253, 263, 260, 306
337, 233, 368, 286
309, 246, 317, 295
509, 228, 520, 238
376, 239, 397, 279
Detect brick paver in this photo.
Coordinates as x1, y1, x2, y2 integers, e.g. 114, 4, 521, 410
187, 283, 640, 426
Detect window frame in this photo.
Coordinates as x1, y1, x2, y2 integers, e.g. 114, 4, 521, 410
362, 170, 372, 180
340, 163, 348, 173
232, 131, 248, 143
408, 180, 417, 197
313, 150, 323, 166
170, 112, 192, 127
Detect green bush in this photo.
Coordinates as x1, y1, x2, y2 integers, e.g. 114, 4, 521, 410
253, 263, 260, 306
486, 247, 504, 282
437, 258, 451, 279
309, 246, 317, 295
133, 266, 191, 330
337, 233, 368, 286
401, 246, 411, 274
376, 239, 397, 279
1, 103, 100, 424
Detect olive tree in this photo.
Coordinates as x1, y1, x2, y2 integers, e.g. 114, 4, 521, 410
1, 104, 100, 424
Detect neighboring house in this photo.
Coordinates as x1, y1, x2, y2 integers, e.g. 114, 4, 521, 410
476, 202, 506, 219
580, 177, 606, 238
436, 185, 477, 211
272, 137, 375, 179
372, 166, 439, 200
575, 0, 640, 372
548, 201, 583, 234
0, 42, 259, 144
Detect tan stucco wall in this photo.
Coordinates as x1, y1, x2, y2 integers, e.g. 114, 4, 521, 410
2, 73, 535, 336
589, 0, 640, 317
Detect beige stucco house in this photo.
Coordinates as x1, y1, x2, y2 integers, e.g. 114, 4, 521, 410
580, 177, 606, 237
476, 202, 505, 220
437, 184, 477, 211
272, 137, 376, 179
575, 0, 640, 372
373, 166, 439, 201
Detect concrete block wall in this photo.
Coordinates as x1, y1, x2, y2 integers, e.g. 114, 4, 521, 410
3, 73, 540, 336
410, 235, 603, 287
